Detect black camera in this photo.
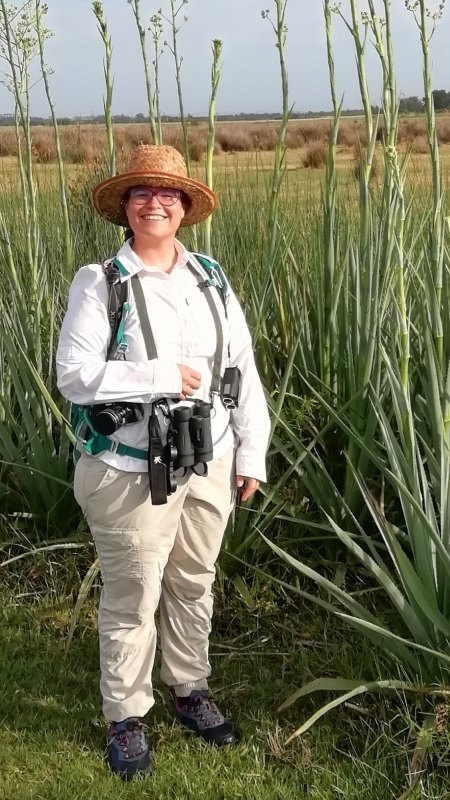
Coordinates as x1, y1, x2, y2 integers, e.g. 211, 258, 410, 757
90, 402, 144, 436
220, 367, 241, 410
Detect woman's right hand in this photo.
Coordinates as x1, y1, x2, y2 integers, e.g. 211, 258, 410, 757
177, 365, 202, 399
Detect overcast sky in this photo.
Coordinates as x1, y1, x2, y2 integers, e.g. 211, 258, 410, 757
1, 0, 450, 118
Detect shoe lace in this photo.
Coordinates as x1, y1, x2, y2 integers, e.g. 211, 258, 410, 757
185, 693, 222, 728
114, 719, 146, 758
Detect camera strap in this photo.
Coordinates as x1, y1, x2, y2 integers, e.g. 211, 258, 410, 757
148, 403, 169, 505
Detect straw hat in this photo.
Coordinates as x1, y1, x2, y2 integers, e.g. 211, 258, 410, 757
92, 144, 217, 227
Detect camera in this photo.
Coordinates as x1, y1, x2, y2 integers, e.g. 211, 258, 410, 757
90, 402, 144, 436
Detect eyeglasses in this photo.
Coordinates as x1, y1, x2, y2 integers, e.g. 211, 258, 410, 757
128, 187, 182, 207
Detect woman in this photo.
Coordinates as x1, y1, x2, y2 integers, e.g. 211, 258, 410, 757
57, 144, 270, 780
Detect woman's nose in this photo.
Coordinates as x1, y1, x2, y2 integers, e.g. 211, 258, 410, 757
144, 193, 162, 207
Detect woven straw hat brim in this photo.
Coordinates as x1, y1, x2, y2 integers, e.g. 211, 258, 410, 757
92, 171, 217, 227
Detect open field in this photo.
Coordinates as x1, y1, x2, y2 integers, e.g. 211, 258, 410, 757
3, 145, 450, 212
2, 115, 450, 165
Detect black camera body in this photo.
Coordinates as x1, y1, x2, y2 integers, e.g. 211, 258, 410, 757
90, 402, 144, 436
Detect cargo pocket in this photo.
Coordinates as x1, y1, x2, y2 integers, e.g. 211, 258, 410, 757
74, 456, 119, 515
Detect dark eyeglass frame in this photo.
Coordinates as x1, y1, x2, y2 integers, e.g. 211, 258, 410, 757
127, 186, 182, 207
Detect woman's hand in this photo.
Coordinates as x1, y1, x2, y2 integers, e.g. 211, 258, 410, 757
236, 475, 260, 502
177, 365, 202, 398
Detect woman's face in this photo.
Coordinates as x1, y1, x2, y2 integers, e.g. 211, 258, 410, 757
124, 185, 185, 242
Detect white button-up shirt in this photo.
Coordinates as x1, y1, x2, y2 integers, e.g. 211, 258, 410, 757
56, 240, 270, 481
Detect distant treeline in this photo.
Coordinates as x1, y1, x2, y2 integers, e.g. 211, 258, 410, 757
0, 110, 373, 126
0, 92, 449, 127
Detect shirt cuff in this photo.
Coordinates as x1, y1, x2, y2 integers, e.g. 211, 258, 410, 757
153, 360, 182, 396
235, 450, 267, 483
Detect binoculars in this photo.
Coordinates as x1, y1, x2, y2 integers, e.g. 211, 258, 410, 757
172, 401, 213, 470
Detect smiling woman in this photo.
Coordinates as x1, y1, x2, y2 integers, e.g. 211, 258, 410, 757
124, 186, 186, 251
55, 143, 270, 780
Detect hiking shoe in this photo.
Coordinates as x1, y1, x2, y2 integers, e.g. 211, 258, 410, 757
172, 689, 237, 746
106, 717, 152, 780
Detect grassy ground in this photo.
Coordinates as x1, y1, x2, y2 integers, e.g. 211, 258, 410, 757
1, 561, 450, 800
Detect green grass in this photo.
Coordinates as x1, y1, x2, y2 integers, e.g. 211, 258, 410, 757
1, 563, 450, 800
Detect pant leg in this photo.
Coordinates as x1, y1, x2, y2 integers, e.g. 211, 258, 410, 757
159, 448, 235, 690
74, 455, 189, 721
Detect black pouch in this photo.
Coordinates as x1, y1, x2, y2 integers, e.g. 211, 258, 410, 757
148, 405, 174, 505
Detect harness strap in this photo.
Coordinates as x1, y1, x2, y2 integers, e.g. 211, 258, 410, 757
186, 259, 224, 399
130, 274, 158, 360
103, 260, 129, 361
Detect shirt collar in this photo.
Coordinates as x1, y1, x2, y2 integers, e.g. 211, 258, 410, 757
114, 239, 190, 280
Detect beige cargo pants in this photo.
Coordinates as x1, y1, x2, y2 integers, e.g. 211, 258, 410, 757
74, 448, 234, 722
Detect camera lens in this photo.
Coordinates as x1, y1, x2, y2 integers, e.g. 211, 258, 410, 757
91, 407, 126, 436
90, 403, 144, 436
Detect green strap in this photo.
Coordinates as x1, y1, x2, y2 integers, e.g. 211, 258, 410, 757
83, 431, 148, 461
192, 253, 229, 306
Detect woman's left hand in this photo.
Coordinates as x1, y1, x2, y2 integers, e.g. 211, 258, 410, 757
236, 475, 260, 502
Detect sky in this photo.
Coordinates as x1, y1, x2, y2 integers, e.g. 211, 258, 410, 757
1, 0, 450, 118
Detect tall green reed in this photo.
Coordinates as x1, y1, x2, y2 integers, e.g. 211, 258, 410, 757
407, 0, 445, 363
128, 0, 161, 145
259, 0, 450, 740
34, 0, 73, 278
150, 12, 164, 145
203, 38, 222, 256
0, 0, 39, 304
92, 1, 115, 176
163, 0, 191, 175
